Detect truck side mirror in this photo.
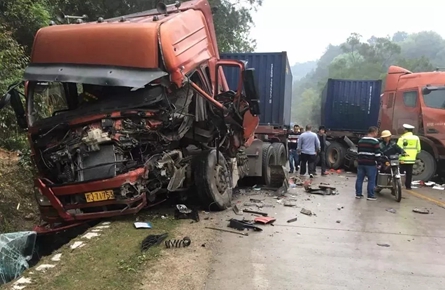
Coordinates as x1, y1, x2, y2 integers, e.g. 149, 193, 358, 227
242, 68, 260, 116
1, 83, 27, 129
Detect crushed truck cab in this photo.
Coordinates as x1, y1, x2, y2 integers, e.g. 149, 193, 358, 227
0, 0, 272, 234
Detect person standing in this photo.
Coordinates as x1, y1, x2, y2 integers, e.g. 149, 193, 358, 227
318, 126, 328, 176
297, 125, 320, 178
355, 126, 381, 200
397, 124, 421, 190
288, 125, 301, 173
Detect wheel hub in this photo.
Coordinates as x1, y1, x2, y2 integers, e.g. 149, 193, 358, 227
413, 159, 424, 176
214, 165, 228, 193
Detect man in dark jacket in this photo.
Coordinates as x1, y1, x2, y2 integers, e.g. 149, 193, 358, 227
288, 125, 300, 173
318, 126, 328, 176
375, 130, 406, 187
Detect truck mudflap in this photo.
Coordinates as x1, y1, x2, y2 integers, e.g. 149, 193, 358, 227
245, 139, 263, 177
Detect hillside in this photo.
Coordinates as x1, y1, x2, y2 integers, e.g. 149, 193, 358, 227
291, 31, 445, 126
291, 60, 317, 81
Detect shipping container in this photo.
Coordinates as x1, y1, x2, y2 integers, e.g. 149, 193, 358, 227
219, 52, 293, 127
321, 78, 382, 132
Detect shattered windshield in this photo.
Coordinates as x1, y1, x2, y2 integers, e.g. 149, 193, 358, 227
422, 88, 445, 109
27, 81, 152, 126
29, 82, 70, 125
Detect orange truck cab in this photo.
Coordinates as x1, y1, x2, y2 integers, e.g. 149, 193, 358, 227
0, 0, 267, 234
379, 65, 445, 181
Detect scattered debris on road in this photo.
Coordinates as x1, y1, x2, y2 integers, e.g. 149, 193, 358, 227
386, 208, 397, 214
134, 222, 153, 229
300, 208, 313, 216
174, 204, 200, 222
413, 208, 430, 214
377, 243, 390, 247
233, 204, 242, 215
287, 217, 298, 223
336, 220, 341, 223
164, 237, 191, 248
141, 233, 168, 251
254, 216, 276, 225
228, 219, 263, 231
205, 226, 248, 236
243, 209, 268, 216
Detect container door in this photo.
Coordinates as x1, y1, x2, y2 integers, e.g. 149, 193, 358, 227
393, 88, 420, 135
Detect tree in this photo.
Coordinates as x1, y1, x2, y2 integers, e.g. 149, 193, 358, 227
290, 32, 439, 126
0, 0, 51, 52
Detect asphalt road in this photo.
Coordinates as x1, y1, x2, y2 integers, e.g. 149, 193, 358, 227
205, 172, 445, 290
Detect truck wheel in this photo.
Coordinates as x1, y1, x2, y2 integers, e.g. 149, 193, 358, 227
272, 143, 286, 166
326, 141, 345, 169
194, 149, 232, 210
413, 150, 436, 181
261, 143, 277, 186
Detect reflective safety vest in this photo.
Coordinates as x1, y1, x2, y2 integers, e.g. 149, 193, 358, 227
397, 132, 421, 164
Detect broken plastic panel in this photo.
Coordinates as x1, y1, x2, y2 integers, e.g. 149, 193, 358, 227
0, 231, 37, 285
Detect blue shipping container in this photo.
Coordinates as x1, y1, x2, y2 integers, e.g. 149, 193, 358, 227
219, 52, 293, 127
321, 79, 382, 132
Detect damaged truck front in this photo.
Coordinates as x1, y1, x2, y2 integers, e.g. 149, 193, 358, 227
1, 0, 262, 234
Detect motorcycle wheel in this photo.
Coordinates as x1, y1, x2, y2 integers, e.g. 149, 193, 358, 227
393, 178, 402, 202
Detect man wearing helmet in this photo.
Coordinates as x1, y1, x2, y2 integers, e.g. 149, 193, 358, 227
375, 130, 406, 188
380, 130, 405, 157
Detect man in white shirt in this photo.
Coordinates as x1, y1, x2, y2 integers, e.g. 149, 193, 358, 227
297, 125, 320, 178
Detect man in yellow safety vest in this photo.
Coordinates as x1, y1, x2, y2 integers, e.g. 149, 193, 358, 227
397, 124, 421, 190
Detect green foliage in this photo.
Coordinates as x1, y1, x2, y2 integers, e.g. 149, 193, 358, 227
0, 27, 29, 150
0, 0, 261, 152
291, 31, 443, 127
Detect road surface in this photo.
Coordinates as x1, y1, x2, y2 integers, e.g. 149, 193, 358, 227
205, 173, 445, 290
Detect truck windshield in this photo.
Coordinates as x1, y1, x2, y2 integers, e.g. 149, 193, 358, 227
29, 82, 69, 125
423, 88, 445, 109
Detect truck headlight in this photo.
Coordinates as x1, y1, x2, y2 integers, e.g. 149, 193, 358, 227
34, 187, 51, 206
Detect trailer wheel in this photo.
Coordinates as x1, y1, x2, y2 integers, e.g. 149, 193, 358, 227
326, 141, 345, 169
413, 150, 436, 181
261, 143, 277, 186
194, 149, 232, 210
272, 143, 287, 166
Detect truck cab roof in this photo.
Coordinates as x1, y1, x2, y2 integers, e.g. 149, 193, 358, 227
27, 0, 219, 88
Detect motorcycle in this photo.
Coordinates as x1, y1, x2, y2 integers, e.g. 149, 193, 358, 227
375, 154, 403, 202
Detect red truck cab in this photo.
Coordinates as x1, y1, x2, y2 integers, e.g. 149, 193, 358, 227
379, 65, 445, 181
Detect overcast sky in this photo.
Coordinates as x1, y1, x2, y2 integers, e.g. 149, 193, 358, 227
250, 0, 444, 65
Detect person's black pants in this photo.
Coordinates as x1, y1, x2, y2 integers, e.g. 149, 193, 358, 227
320, 151, 326, 173
300, 153, 316, 175
400, 164, 414, 189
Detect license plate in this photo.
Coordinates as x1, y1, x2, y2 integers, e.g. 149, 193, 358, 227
85, 190, 115, 203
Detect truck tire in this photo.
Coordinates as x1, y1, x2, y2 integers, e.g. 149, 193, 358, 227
194, 149, 232, 210
326, 141, 346, 169
272, 143, 287, 166
413, 150, 436, 181
261, 143, 277, 186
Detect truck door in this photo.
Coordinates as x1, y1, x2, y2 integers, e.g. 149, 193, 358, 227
393, 88, 420, 135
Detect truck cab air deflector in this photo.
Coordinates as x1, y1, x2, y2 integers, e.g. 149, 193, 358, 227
24, 64, 168, 88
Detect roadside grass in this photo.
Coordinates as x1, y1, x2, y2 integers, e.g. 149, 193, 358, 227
23, 214, 180, 290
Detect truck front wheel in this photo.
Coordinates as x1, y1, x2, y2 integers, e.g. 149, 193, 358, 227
194, 150, 233, 210
413, 150, 436, 181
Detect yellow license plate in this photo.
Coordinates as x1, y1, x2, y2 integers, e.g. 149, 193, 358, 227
85, 190, 115, 203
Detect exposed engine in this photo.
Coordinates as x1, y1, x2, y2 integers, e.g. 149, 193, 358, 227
31, 82, 247, 203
